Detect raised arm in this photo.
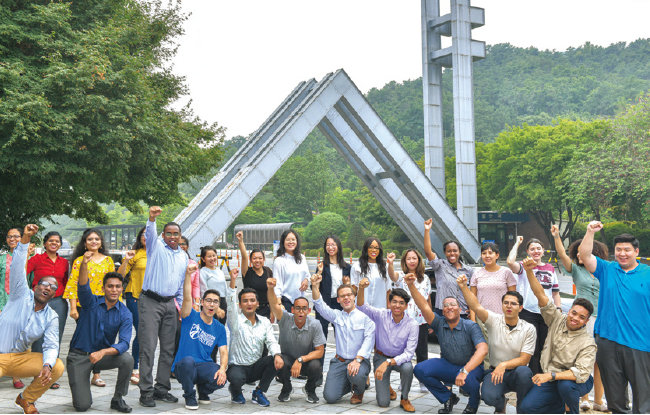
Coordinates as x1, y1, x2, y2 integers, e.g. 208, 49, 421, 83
181, 263, 198, 319
551, 225, 572, 272
117, 250, 135, 276
10, 224, 38, 299
226, 268, 240, 331
266, 277, 283, 322
356, 277, 370, 306
404, 272, 436, 325
236, 231, 249, 276
457, 274, 488, 323
145, 206, 162, 256
386, 252, 398, 282
522, 257, 548, 307
423, 218, 437, 261
506, 235, 524, 274
578, 221, 601, 274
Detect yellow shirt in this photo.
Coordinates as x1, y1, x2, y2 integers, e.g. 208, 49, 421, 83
63, 255, 116, 303
125, 249, 147, 299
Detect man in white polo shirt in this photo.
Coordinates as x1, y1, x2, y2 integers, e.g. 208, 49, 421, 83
457, 274, 536, 413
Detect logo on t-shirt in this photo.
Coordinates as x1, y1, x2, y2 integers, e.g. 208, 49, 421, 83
536, 270, 554, 289
189, 323, 216, 347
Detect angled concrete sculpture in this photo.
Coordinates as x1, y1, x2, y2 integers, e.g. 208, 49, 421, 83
175, 70, 481, 261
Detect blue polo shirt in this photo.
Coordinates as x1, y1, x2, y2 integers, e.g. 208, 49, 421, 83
70, 282, 132, 354
593, 257, 650, 352
430, 312, 486, 366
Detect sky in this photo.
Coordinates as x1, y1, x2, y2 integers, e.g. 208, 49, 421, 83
171, 0, 650, 139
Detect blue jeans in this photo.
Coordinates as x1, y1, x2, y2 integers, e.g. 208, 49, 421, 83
414, 358, 484, 409
125, 293, 139, 369
174, 356, 225, 400
481, 366, 533, 412
520, 376, 594, 414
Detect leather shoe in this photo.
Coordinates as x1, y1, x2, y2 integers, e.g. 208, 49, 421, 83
389, 386, 397, 401
110, 398, 132, 413
462, 405, 478, 414
400, 399, 415, 412
15, 394, 39, 414
139, 394, 155, 408
153, 391, 178, 403
438, 393, 459, 414
350, 392, 364, 404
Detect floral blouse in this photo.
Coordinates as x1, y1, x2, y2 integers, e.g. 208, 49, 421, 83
63, 255, 116, 303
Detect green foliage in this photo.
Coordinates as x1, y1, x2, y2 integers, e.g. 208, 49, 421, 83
571, 221, 650, 256
0, 0, 224, 233
304, 212, 347, 244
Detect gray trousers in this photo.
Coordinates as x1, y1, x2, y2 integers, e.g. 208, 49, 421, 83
67, 350, 133, 412
138, 294, 178, 396
373, 354, 413, 406
32, 296, 68, 355
323, 357, 370, 404
596, 335, 650, 414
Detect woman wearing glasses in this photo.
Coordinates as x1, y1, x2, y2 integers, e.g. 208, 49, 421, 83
63, 228, 115, 387
28, 231, 70, 389
1, 227, 30, 389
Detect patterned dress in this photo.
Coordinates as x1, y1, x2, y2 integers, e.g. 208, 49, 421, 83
63, 255, 116, 304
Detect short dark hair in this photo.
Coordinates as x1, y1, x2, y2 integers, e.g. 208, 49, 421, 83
336, 284, 356, 297
501, 290, 523, 305
43, 231, 62, 245
613, 233, 639, 250
481, 242, 499, 255
442, 240, 461, 253
572, 297, 594, 317
389, 288, 411, 304
442, 296, 459, 306
103, 272, 124, 286
293, 297, 310, 308
203, 289, 221, 300
163, 222, 182, 233
568, 238, 608, 262
238, 287, 258, 303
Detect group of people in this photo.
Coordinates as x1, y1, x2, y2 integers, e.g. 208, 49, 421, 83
0, 210, 647, 415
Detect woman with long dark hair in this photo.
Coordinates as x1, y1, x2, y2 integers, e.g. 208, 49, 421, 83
552, 225, 609, 412
63, 228, 115, 387
237, 231, 273, 319
350, 237, 390, 308
117, 227, 146, 385
199, 245, 227, 324
507, 234, 561, 375
314, 235, 351, 339
273, 229, 310, 311
28, 231, 70, 389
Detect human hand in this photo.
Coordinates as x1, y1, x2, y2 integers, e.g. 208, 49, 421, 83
403, 273, 416, 286
149, 206, 162, 219
347, 360, 361, 376
24, 224, 39, 238
38, 365, 52, 386
299, 278, 309, 292
274, 355, 284, 370
311, 273, 322, 286
522, 257, 537, 271
291, 359, 302, 378
374, 361, 388, 380
89, 350, 105, 364
424, 218, 433, 231
358, 278, 370, 289
550, 225, 560, 238
82, 251, 93, 264
214, 368, 227, 386
216, 308, 226, 319
516, 235, 524, 245
317, 261, 323, 273
28, 243, 36, 257
124, 250, 136, 261
266, 277, 277, 289
70, 308, 79, 320
587, 221, 603, 233
186, 263, 198, 275
229, 268, 239, 279
455, 371, 467, 386
490, 363, 506, 384
532, 372, 552, 386
235, 231, 243, 242
386, 252, 396, 265
456, 274, 468, 287
342, 276, 350, 285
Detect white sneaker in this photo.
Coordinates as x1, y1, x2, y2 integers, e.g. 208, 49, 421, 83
580, 400, 592, 411
592, 401, 609, 412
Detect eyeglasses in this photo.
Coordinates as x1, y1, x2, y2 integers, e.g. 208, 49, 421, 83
293, 306, 309, 312
503, 301, 520, 306
338, 293, 354, 298
164, 232, 180, 237
38, 281, 58, 291
442, 302, 458, 308
7, 235, 20, 240
368, 246, 380, 251
325, 244, 337, 248
203, 298, 219, 305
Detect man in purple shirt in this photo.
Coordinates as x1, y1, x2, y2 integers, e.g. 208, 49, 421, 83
358, 278, 419, 412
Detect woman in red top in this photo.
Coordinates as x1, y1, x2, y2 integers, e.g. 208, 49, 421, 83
28, 231, 69, 390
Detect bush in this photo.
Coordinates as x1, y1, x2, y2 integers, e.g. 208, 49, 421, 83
351, 249, 361, 259
304, 212, 347, 244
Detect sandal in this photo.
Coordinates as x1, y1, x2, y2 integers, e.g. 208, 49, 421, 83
50, 382, 61, 390
13, 379, 25, 389
91, 377, 106, 387
130, 371, 140, 385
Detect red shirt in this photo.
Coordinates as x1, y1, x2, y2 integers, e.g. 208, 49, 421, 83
27, 252, 69, 298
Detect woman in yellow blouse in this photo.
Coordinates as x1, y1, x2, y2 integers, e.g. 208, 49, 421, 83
63, 228, 115, 387
117, 227, 146, 385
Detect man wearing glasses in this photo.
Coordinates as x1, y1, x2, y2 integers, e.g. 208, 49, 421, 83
0, 224, 65, 414
456, 274, 536, 413
267, 277, 325, 404
311, 273, 375, 405
138, 206, 188, 407
406, 273, 487, 414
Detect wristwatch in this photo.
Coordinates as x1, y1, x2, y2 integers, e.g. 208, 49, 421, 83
355, 357, 363, 363
551, 372, 556, 381
297, 357, 304, 364
459, 367, 469, 375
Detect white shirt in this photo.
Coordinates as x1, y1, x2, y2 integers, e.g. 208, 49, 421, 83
484, 310, 537, 367
330, 264, 343, 298
396, 272, 432, 325
350, 262, 390, 309
199, 267, 227, 298
273, 254, 311, 302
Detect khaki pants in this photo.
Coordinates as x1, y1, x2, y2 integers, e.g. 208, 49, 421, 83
0, 352, 64, 403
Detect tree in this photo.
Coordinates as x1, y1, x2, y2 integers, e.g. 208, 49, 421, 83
0, 0, 224, 232
304, 212, 347, 244
478, 119, 611, 242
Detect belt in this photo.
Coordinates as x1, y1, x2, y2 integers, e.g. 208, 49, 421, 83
142, 290, 175, 302
334, 354, 350, 362
374, 348, 395, 359
70, 348, 91, 356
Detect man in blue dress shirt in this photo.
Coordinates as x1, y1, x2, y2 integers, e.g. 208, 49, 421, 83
0, 224, 64, 414
67, 251, 134, 413
138, 206, 188, 407
406, 273, 488, 414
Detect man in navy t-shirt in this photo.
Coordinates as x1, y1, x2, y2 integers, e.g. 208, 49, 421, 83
172, 263, 228, 410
